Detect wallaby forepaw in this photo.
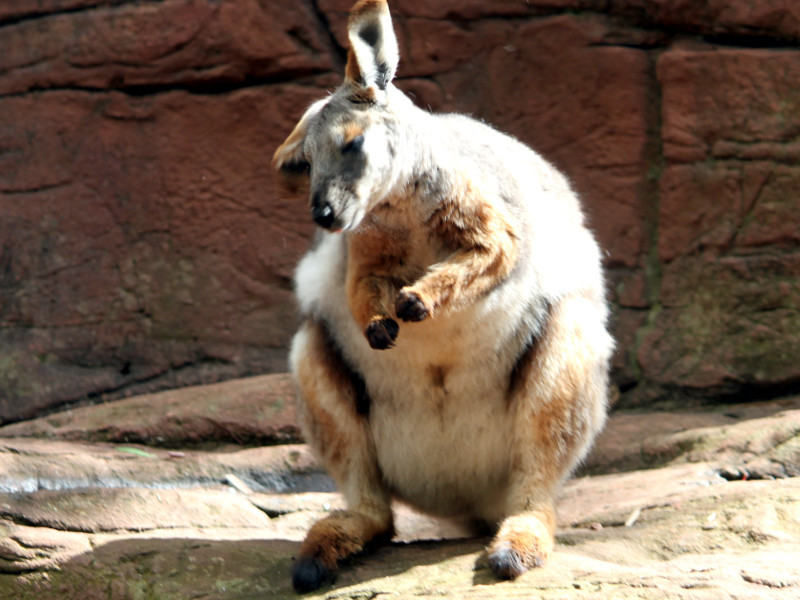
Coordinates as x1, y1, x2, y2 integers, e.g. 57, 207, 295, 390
395, 289, 430, 322
365, 317, 399, 349
292, 556, 332, 593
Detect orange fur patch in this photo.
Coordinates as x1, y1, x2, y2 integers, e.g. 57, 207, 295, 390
345, 47, 362, 84
345, 181, 518, 332
272, 111, 314, 195
299, 509, 393, 567
349, 0, 388, 21
272, 119, 307, 171
293, 319, 394, 568
350, 85, 378, 104
293, 320, 369, 469
346, 226, 409, 331
503, 293, 608, 513
343, 121, 365, 144
408, 182, 518, 314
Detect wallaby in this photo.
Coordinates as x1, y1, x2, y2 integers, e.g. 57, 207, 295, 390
273, 0, 613, 592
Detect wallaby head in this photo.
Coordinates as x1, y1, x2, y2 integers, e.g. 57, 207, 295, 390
273, 0, 410, 233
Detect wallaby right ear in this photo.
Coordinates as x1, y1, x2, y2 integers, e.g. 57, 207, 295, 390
344, 0, 399, 101
273, 98, 327, 185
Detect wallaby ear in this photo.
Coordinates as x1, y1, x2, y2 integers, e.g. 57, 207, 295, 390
273, 99, 326, 174
344, 0, 399, 98
273, 98, 327, 189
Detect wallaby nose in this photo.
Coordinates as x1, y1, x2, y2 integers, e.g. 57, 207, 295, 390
311, 201, 336, 229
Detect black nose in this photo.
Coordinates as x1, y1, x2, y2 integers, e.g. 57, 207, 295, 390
311, 201, 336, 229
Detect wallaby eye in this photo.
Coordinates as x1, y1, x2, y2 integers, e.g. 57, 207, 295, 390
342, 134, 364, 154
282, 159, 311, 176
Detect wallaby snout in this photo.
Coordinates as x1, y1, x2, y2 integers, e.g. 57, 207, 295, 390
311, 191, 337, 230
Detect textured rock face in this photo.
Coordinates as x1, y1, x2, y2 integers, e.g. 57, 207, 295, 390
640, 49, 800, 396
1, 0, 799, 418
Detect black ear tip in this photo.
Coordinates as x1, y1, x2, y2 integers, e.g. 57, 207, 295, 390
292, 556, 331, 593
359, 22, 381, 46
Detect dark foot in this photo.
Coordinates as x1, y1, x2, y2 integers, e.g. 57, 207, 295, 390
395, 290, 430, 322
292, 556, 332, 593
365, 317, 399, 349
489, 546, 544, 579
487, 544, 541, 580
488, 511, 551, 580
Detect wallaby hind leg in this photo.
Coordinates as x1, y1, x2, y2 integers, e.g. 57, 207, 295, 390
289, 319, 394, 592
488, 293, 611, 579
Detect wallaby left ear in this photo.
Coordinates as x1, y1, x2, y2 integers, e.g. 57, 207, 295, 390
344, 0, 399, 98
273, 98, 327, 189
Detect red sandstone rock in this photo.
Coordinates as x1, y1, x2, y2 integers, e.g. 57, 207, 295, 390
639, 253, 800, 390
0, 0, 335, 95
658, 162, 800, 263
0, 86, 322, 420
620, 0, 800, 42
636, 48, 800, 395
0, 373, 302, 446
0, 1, 114, 22
1, 487, 272, 533
659, 49, 800, 165
319, 0, 540, 22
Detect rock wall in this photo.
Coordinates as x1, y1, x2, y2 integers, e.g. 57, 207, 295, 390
1, 0, 799, 421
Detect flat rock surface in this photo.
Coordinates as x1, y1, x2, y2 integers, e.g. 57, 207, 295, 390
0, 373, 302, 447
1, 379, 799, 599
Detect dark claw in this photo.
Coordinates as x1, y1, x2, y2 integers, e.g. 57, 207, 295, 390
365, 318, 399, 350
292, 556, 332, 593
487, 546, 528, 581
395, 291, 429, 322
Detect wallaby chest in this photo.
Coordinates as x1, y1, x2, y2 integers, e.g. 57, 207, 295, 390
347, 202, 450, 286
